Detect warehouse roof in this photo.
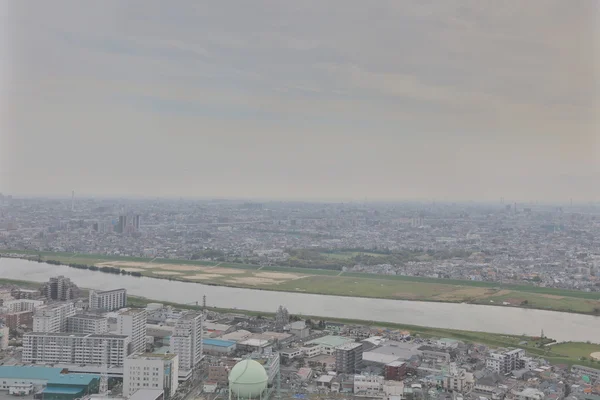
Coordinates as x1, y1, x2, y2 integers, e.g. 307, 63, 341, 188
0, 366, 99, 386
306, 335, 354, 348
203, 338, 236, 347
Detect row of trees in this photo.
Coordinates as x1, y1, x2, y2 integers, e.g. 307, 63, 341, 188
36, 258, 143, 277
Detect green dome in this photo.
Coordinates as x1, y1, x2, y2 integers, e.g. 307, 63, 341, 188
229, 359, 268, 399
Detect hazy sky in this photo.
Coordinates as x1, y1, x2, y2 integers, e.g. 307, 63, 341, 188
1, 1, 599, 202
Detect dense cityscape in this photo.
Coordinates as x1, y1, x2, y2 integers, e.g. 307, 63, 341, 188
0, 275, 598, 400
1, 195, 599, 291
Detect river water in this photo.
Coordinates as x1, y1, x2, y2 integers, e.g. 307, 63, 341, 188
1, 258, 599, 343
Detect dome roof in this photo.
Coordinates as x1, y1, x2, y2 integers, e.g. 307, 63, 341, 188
229, 359, 268, 399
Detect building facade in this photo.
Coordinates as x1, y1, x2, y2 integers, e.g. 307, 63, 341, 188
486, 349, 525, 374
39, 276, 80, 301
1, 299, 44, 313
33, 302, 76, 333
171, 311, 203, 372
23, 332, 130, 366
4, 311, 34, 330
89, 289, 127, 311
67, 313, 109, 334
115, 309, 147, 354
336, 342, 363, 374
124, 353, 179, 399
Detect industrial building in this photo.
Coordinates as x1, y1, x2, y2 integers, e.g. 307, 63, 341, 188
335, 342, 363, 373
0, 366, 99, 399
124, 353, 179, 399
228, 359, 269, 400
304, 335, 355, 355
89, 288, 127, 311
23, 332, 131, 366
203, 338, 237, 355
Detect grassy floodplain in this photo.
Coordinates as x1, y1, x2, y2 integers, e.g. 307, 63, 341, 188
2, 249, 600, 315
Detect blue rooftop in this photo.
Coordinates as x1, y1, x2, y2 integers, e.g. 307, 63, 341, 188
42, 386, 84, 394
203, 338, 236, 347
0, 366, 99, 386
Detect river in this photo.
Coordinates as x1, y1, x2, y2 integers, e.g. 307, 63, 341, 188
1, 258, 599, 343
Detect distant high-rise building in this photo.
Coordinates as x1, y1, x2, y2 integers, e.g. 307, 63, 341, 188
171, 311, 203, 373
39, 276, 80, 301
89, 288, 127, 311
117, 215, 127, 234
133, 215, 141, 231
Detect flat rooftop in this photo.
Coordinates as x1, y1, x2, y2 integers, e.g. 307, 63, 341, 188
96, 288, 126, 294
25, 332, 129, 339
203, 338, 236, 348
306, 335, 354, 348
0, 365, 99, 386
127, 352, 177, 361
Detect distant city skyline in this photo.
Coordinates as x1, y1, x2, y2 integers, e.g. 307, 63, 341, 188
1, 1, 598, 201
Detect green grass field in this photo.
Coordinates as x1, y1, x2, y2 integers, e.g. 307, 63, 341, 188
3, 249, 600, 315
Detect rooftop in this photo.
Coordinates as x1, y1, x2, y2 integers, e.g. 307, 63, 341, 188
203, 338, 236, 348
0, 366, 99, 386
127, 352, 178, 361
337, 342, 362, 351
306, 335, 354, 348
25, 332, 129, 339
95, 288, 126, 294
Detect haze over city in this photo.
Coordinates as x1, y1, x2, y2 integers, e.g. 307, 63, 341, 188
1, 0, 599, 201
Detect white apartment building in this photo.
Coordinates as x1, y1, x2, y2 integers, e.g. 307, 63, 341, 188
32, 302, 76, 333
171, 311, 203, 373
89, 289, 127, 311
23, 332, 130, 366
354, 374, 384, 396
124, 353, 179, 399
67, 313, 109, 334
486, 349, 526, 374
1, 299, 44, 313
114, 308, 147, 354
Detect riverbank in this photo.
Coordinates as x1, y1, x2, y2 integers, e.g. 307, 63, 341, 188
3, 249, 599, 316
1, 277, 597, 368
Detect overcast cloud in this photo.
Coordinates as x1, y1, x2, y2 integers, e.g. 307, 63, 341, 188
1, 0, 599, 202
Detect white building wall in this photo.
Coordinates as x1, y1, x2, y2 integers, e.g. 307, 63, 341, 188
124, 355, 179, 398
22, 333, 130, 366
32, 302, 75, 333
89, 289, 127, 311
115, 309, 147, 354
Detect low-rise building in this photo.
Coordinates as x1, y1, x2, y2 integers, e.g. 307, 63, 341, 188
0, 366, 99, 399
385, 361, 407, 381
202, 338, 236, 355
572, 365, 600, 382
354, 374, 384, 396
124, 353, 179, 399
